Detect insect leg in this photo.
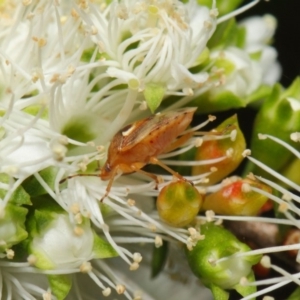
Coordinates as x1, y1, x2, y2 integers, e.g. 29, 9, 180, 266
135, 169, 164, 189
99, 166, 120, 202
149, 157, 193, 184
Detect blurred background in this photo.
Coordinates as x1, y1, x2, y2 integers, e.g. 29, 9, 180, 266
242, 0, 300, 87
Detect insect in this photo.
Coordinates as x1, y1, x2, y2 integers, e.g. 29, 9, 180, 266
62, 107, 198, 201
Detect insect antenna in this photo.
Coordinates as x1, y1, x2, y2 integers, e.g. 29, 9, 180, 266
59, 173, 100, 184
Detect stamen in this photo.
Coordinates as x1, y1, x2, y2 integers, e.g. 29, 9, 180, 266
217, 0, 261, 24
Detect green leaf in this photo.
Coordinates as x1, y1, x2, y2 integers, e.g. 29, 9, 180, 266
288, 287, 300, 300
151, 242, 168, 278
207, 18, 246, 50
0, 173, 31, 205
81, 47, 109, 62
93, 233, 118, 258
246, 84, 272, 104
143, 83, 165, 113
23, 167, 59, 197
27, 196, 64, 237
197, 0, 243, 16
31, 247, 55, 270
0, 204, 28, 252
209, 283, 229, 300
23, 105, 48, 119
48, 275, 72, 300
191, 90, 245, 114
234, 270, 257, 298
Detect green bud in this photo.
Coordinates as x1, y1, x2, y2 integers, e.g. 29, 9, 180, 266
0, 204, 28, 252
186, 223, 261, 292
157, 181, 203, 227
250, 77, 300, 176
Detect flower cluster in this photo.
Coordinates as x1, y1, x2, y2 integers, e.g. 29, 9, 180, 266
0, 0, 299, 299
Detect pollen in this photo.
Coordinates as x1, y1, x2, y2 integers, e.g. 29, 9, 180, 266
74, 213, 83, 225
6, 249, 14, 259
226, 148, 234, 157
80, 261, 92, 273
241, 183, 251, 193
148, 223, 157, 232
70, 203, 80, 214
102, 287, 111, 297
194, 137, 203, 147
91, 26, 98, 35
258, 133, 267, 140
278, 202, 288, 213
43, 291, 52, 300
262, 296, 275, 300
116, 284, 126, 294
205, 210, 215, 222
230, 129, 237, 141
32, 71, 43, 83
154, 235, 163, 248
208, 115, 216, 122
242, 149, 251, 157
27, 254, 37, 265
260, 256, 271, 268
290, 132, 300, 142
71, 8, 79, 18
210, 8, 219, 18
127, 199, 136, 206
204, 20, 213, 30
239, 276, 248, 286
133, 252, 143, 263
74, 226, 84, 236
130, 262, 140, 271
282, 193, 292, 201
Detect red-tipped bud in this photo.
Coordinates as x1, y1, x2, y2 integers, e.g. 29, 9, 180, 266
192, 115, 246, 185
202, 176, 272, 216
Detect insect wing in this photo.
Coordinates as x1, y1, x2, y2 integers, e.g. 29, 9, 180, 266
118, 107, 197, 153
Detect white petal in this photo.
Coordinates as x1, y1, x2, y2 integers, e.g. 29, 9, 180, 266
32, 215, 94, 267
240, 14, 277, 47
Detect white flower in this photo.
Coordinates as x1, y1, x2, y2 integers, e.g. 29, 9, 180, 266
86, 0, 217, 95
210, 47, 262, 97
30, 214, 94, 269
240, 14, 281, 85
0, 1, 296, 299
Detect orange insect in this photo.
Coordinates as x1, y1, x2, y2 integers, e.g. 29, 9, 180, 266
62, 107, 197, 201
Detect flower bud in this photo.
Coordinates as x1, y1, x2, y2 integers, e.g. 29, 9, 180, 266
186, 222, 261, 297
202, 176, 272, 216
192, 115, 246, 185
157, 181, 203, 227
250, 78, 300, 177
